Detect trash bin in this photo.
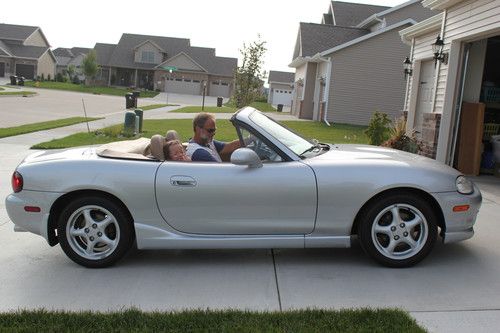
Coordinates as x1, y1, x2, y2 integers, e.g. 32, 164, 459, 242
125, 93, 134, 109
10, 76, 17, 85
17, 77, 25, 86
217, 96, 223, 107
134, 109, 143, 133
277, 104, 283, 112
124, 111, 137, 135
132, 91, 140, 108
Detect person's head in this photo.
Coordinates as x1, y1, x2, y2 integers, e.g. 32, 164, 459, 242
193, 113, 216, 145
163, 140, 189, 161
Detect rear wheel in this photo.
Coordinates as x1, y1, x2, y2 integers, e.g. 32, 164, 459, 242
57, 196, 134, 268
358, 193, 437, 267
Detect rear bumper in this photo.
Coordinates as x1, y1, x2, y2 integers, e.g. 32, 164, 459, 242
5, 190, 62, 243
432, 183, 482, 244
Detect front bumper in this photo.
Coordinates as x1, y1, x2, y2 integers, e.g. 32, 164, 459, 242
5, 190, 63, 243
432, 183, 482, 244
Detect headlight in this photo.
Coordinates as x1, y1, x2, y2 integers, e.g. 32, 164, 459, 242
456, 176, 473, 194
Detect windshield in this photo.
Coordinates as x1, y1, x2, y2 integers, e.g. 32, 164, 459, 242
249, 111, 313, 156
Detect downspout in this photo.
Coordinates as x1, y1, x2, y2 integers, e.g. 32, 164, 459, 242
323, 57, 332, 126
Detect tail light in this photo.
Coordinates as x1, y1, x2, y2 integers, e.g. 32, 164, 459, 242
12, 171, 23, 193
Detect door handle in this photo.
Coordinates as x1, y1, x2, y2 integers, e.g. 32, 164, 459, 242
170, 176, 197, 187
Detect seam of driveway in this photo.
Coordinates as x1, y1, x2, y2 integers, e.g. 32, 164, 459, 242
271, 249, 283, 311
410, 309, 500, 313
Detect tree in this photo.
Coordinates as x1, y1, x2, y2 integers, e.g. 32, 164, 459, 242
233, 36, 267, 108
81, 50, 100, 86
66, 64, 76, 82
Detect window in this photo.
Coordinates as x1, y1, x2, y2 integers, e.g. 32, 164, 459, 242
237, 126, 283, 163
221, 81, 229, 86
184, 79, 192, 82
175, 78, 182, 82
141, 51, 155, 63
193, 80, 200, 83
212, 81, 220, 85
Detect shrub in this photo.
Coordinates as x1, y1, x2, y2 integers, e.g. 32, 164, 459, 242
41, 73, 45, 82
72, 75, 80, 84
382, 116, 421, 153
47, 74, 51, 81
365, 111, 391, 146
56, 73, 64, 82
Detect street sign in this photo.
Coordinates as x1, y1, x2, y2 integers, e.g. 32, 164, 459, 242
162, 66, 177, 72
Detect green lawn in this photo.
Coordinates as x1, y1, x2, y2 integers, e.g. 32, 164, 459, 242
24, 81, 159, 98
0, 91, 37, 96
32, 118, 368, 149
140, 104, 176, 111
0, 308, 425, 332
0, 117, 102, 139
172, 102, 277, 114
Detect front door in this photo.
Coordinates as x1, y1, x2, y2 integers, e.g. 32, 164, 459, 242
0, 62, 5, 77
155, 161, 317, 235
414, 60, 435, 134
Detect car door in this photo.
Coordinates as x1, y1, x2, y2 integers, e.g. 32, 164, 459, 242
155, 160, 317, 235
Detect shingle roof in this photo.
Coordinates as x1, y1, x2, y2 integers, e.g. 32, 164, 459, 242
53, 48, 73, 57
4, 43, 48, 59
55, 56, 71, 66
0, 40, 12, 56
97, 33, 236, 77
0, 23, 38, 41
331, 1, 390, 27
71, 47, 91, 55
268, 71, 294, 83
298, 23, 368, 57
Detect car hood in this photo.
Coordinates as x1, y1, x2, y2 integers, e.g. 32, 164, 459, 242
305, 144, 460, 176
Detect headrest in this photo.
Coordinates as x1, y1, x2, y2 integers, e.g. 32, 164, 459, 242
150, 135, 165, 161
166, 130, 181, 142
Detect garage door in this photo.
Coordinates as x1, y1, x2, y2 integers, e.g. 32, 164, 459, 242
272, 89, 293, 106
0, 62, 5, 77
166, 78, 201, 95
16, 64, 35, 79
210, 81, 230, 97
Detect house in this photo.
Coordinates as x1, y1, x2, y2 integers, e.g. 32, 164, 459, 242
53, 47, 91, 79
267, 70, 294, 106
400, 0, 500, 175
289, 0, 434, 125
94, 33, 237, 97
0, 23, 56, 80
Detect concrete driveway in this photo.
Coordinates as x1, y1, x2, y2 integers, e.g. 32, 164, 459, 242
1, 89, 500, 332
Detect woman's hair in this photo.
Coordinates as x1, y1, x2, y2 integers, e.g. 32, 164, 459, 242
163, 139, 182, 160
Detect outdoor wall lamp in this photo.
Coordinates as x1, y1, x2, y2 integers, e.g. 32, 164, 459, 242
432, 36, 448, 66
403, 56, 413, 79
319, 76, 326, 86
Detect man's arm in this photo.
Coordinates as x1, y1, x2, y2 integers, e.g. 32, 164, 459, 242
219, 139, 241, 156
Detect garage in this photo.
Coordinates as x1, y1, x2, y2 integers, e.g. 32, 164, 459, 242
271, 89, 293, 106
210, 80, 230, 97
16, 64, 35, 79
0, 62, 5, 77
165, 77, 201, 95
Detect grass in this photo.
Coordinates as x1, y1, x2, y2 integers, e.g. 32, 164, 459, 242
32, 118, 368, 149
0, 91, 37, 96
0, 117, 102, 139
0, 308, 425, 332
171, 102, 277, 114
139, 104, 175, 111
24, 81, 159, 98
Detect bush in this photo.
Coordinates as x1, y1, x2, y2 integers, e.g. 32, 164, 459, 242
382, 116, 421, 153
41, 73, 45, 82
56, 73, 64, 82
72, 76, 80, 84
47, 74, 51, 81
365, 111, 391, 146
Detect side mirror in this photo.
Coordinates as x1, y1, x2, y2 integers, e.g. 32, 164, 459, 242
231, 148, 262, 168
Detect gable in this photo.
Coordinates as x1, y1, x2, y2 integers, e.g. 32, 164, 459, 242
24, 29, 50, 47
157, 52, 206, 72
134, 41, 164, 64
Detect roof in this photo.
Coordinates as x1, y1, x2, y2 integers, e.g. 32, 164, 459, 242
297, 23, 368, 57
268, 71, 295, 83
0, 42, 48, 59
331, 1, 390, 27
0, 40, 12, 56
53, 48, 73, 57
0, 23, 38, 41
97, 33, 237, 77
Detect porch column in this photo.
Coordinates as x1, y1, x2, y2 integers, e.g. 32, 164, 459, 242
134, 69, 138, 87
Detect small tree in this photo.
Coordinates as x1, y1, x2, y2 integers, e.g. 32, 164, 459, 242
66, 65, 76, 82
233, 36, 267, 108
82, 50, 99, 86
365, 111, 392, 146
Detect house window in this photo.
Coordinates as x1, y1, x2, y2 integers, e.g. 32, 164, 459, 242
175, 78, 182, 82
193, 80, 200, 83
141, 51, 155, 63
221, 81, 229, 86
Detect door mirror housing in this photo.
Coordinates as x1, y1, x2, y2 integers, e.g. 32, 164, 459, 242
231, 148, 263, 168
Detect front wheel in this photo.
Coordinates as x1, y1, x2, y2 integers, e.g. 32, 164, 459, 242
57, 196, 134, 268
358, 193, 438, 268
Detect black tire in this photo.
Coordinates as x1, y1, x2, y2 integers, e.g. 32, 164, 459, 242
358, 193, 437, 268
57, 196, 134, 268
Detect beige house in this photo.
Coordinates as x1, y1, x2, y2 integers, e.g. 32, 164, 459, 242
290, 0, 434, 125
400, 0, 500, 174
94, 34, 237, 97
0, 23, 56, 80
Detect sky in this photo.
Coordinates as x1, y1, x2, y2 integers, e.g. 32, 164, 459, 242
2, 0, 408, 75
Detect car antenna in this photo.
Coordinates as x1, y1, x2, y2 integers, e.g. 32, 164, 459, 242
81, 98, 91, 134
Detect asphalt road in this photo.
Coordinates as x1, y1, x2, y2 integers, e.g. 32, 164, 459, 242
1, 89, 500, 332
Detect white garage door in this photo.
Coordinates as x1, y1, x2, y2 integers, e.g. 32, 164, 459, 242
272, 89, 292, 106
166, 78, 201, 95
210, 81, 230, 97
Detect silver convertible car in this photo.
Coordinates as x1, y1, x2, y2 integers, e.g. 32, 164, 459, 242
6, 107, 482, 268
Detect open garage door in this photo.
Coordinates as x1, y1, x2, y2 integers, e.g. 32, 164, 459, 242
0, 62, 5, 77
16, 64, 35, 79
166, 78, 201, 95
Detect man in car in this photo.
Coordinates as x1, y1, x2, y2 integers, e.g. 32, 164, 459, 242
186, 113, 241, 162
